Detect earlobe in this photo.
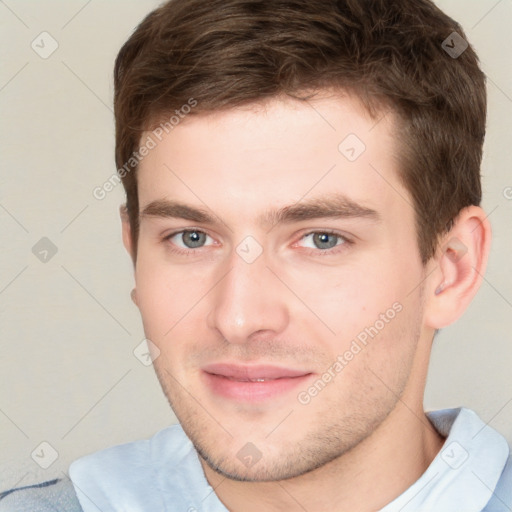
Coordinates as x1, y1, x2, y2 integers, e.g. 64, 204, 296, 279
424, 206, 491, 329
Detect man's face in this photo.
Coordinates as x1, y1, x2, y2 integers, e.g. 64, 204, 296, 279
129, 94, 431, 481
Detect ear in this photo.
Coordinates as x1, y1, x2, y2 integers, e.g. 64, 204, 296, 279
424, 206, 492, 329
120, 204, 136, 266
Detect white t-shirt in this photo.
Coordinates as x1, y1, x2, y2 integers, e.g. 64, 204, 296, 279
69, 408, 510, 512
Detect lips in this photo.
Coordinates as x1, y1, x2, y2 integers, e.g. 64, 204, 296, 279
201, 363, 313, 402
202, 363, 310, 381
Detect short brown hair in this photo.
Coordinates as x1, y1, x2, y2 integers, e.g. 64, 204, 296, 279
114, 0, 486, 263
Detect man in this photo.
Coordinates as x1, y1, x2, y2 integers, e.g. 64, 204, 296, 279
2, 0, 510, 510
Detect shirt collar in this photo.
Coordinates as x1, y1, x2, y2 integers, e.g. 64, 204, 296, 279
379, 407, 510, 511
70, 407, 509, 512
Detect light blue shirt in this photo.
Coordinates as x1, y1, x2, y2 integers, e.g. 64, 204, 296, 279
68, 408, 510, 512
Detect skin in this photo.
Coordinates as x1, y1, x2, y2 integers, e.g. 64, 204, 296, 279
121, 92, 491, 511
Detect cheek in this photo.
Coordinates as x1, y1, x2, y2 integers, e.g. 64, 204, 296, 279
134, 254, 207, 340
328, 297, 420, 400
284, 259, 407, 338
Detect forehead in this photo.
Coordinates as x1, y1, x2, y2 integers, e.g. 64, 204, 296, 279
136, 94, 408, 224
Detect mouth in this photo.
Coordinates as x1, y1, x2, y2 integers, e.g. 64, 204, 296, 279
201, 363, 314, 402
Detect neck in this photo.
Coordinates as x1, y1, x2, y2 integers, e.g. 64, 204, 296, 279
201, 401, 445, 512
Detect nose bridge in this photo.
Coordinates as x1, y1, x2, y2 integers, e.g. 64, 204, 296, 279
207, 241, 289, 344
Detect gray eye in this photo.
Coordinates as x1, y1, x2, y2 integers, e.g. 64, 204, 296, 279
181, 230, 207, 248
312, 233, 340, 250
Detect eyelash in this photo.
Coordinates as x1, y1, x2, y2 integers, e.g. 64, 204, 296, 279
162, 229, 353, 257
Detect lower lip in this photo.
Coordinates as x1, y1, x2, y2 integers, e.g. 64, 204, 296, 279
202, 372, 313, 402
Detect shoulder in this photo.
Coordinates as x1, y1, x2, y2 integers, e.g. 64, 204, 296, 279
68, 424, 216, 511
482, 453, 512, 511
0, 477, 83, 512
70, 423, 190, 474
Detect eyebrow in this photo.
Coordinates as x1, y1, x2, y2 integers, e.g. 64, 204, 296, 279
139, 193, 380, 228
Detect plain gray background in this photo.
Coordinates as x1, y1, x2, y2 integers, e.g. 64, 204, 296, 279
0, 0, 511, 487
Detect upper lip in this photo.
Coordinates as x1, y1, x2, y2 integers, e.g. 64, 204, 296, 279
202, 363, 311, 380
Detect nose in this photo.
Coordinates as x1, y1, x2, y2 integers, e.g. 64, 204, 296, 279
206, 244, 289, 345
